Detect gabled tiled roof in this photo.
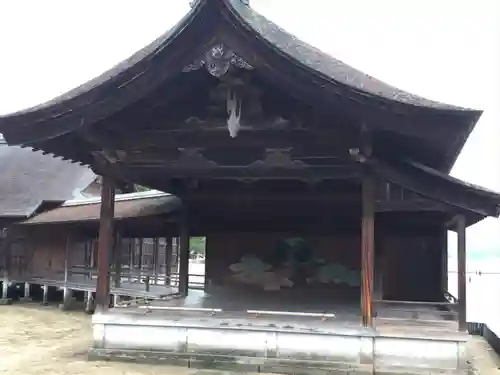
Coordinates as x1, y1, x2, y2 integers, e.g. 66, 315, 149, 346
0, 144, 94, 218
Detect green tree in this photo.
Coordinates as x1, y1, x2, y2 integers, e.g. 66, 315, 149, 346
190, 237, 206, 256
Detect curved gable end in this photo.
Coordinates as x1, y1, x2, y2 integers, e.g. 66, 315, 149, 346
0, 0, 481, 172
226, 0, 457, 110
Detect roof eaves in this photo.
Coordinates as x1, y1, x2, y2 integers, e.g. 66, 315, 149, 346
0, 201, 43, 219
224, 0, 475, 113
63, 190, 171, 207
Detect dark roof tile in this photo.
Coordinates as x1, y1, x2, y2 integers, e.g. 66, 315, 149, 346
22, 193, 180, 225
229, 0, 471, 110
0, 144, 94, 218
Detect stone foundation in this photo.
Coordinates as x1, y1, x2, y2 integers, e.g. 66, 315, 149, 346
90, 310, 469, 374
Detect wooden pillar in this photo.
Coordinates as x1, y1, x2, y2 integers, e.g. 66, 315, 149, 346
62, 234, 73, 308
456, 215, 467, 331
89, 240, 96, 280
204, 236, 210, 290
113, 230, 122, 288
361, 172, 375, 327
164, 236, 173, 286
128, 238, 135, 282
63, 234, 70, 287
173, 237, 179, 271
138, 238, 143, 280
95, 174, 115, 312
360, 127, 375, 327
153, 237, 160, 284
441, 226, 448, 293
373, 234, 383, 301
178, 209, 190, 297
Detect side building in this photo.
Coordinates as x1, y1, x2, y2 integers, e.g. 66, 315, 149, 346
0, 142, 96, 299
0, 141, 152, 303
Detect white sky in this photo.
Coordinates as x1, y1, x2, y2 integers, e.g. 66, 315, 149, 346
0, 0, 499, 252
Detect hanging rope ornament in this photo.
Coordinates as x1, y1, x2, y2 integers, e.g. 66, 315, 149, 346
227, 87, 242, 138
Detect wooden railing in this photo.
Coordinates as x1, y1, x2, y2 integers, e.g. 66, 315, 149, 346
373, 298, 458, 321
65, 265, 206, 290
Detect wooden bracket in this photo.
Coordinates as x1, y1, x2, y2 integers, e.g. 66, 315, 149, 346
445, 214, 469, 232
445, 215, 459, 231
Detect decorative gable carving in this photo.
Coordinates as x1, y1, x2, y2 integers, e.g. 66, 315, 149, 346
249, 148, 307, 169
170, 148, 218, 169
182, 44, 253, 78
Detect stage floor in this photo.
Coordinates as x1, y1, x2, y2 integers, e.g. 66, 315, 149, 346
112, 288, 459, 336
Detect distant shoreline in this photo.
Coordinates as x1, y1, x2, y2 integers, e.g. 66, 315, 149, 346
449, 252, 500, 260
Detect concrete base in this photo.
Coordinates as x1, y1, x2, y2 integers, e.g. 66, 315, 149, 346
84, 291, 95, 314
19, 297, 33, 303
58, 297, 77, 311
90, 310, 469, 375
0, 298, 12, 305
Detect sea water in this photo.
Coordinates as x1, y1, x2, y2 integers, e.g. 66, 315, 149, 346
448, 253, 500, 335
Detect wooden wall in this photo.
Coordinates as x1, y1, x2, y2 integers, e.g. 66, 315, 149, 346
206, 228, 445, 302
23, 226, 90, 278
20, 225, 172, 279
380, 228, 445, 302
206, 232, 361, 299
29, 228, 68, 278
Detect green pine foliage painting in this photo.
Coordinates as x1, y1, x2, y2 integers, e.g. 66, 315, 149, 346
229, 237, 360, 290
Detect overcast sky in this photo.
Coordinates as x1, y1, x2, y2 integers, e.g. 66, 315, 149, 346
0, 0, 498, 253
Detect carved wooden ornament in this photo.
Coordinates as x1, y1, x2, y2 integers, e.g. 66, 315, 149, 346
182, 44, 253, 78
249, 149, 307, 169
171, 148, 218, 169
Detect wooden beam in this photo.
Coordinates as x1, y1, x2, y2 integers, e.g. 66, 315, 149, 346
456, 214, 467, 331
95, 174, 115, 312
375, 200, 453, 213
371, 158, 497, 218
126, 164, 361, 181
119, 149, 348, 167
190, 216, 359, 235
116, 128, 361, 150
183, 191, 359, 203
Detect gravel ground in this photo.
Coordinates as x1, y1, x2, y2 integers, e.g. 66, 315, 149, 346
0, 303, 499, 375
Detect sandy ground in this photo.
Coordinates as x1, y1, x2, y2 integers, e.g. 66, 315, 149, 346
0, 303, 499, 375
0, 303, 203, 375
468, 336, 500, 375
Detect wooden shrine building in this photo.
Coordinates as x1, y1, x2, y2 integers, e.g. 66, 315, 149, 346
0, 141, 95, 299
1, 0, 500, 373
